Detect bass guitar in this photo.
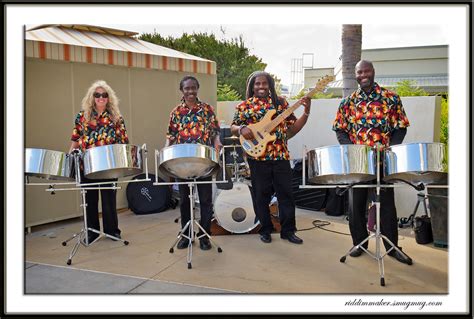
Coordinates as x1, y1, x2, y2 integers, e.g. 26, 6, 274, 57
240, 75, 334, 158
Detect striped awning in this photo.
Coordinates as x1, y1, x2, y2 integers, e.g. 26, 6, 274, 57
25, 24, 216, 75
327, 75, 448, 89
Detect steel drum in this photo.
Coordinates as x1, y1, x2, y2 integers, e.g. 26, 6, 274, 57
25, 148, 75, 181
384, 142, 447, 184
158, 143, 220, 180
307, 145, 376, 184
83, 144, 143, 179
214, 182, 260, 233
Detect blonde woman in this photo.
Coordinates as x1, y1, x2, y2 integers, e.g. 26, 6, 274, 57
70, 80, 129, 244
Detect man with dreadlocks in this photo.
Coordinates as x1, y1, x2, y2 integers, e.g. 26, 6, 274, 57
231, 71, 311, 244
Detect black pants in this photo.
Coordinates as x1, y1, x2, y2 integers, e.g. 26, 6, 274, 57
83, 177, 120, 235
348, 186, 398, 251
178, 176, 213, 236
247, 159, 296, 236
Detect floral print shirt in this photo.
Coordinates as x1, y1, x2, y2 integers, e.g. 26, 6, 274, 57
332, 83, 410, 147
166, 99, 220, 146
232, 96, 297, 161
71, 110, 129, 151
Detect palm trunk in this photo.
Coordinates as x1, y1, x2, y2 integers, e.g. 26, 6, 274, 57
341, 25, 362, 97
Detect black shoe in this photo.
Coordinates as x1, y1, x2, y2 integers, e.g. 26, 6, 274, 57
281, 233, 303, 244
260, 233, 272, 243
107, 233, 121, 241
388, 249, 413, 265
350, 247, 364, 257
177, 237, 190, 249
82, 231, 99, 245
199, 238, 212, 251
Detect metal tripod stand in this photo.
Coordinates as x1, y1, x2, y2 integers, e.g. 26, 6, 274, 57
60, 186, 129, 265
57, 152, 131, 265
168, 180, 223, 269
338, 145, 412, 286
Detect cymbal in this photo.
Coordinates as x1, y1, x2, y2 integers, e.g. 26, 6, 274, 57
225, 136, 239, 140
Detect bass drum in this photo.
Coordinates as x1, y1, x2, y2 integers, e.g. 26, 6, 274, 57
214, 182, 260, 233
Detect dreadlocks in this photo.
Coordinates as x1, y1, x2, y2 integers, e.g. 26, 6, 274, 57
245, 71, 281, 108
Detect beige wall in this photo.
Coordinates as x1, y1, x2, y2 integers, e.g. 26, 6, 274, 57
372, 59, 448, 76
25, 58, 217, 227
362, 45, 448, 62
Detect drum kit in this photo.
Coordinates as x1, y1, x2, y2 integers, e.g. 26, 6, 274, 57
301, 142, 448, 286
213, 139, 259, 234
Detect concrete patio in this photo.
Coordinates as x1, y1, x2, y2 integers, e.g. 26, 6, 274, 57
25, 206, 448, 295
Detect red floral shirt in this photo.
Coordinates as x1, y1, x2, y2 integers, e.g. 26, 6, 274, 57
166, 100, 220, 146
71, 110, 129, 151
332, 83, 410, 147
232, 96, 296, 161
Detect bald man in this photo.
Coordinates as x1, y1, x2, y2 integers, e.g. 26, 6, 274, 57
332, 60, 412, 265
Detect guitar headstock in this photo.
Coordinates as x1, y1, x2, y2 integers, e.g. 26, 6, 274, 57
305, 75, 335, 98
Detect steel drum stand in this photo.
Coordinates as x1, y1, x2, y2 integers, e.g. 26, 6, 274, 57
28, 146, 151, 265
60, 186, 130, 265
336, 146, 412, 286
154, 148, 226, 269
59, 152, 135, 265
301, 145, 412, 287
168, 180, 223, 269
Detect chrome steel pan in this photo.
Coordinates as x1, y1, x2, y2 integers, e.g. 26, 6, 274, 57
384, 142, 447, 184
83, 144, 143, 179
307, 145, 376, 184
158, 144, 219, 180
214, 182, 259, 233
25, 148, 75, 181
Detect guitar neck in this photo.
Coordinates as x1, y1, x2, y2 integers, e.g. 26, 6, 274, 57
264, 85, 321, 132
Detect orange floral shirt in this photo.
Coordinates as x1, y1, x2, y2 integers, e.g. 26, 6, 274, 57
332, 83, 409, 147
71, 110, 129, 151
166, 99, 220, 146
232, 96, 296, 161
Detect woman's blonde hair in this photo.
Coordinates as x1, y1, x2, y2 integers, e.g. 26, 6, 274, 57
81, 80, 122, 123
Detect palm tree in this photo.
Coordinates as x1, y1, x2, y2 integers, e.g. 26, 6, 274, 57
341, 25, 362, 97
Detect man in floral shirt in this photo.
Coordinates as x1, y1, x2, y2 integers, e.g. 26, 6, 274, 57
332, 60, 412, 265
166, 75, 222, 251
231, 71, 311, 245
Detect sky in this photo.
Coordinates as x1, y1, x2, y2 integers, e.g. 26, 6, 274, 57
104, 23, 449, 87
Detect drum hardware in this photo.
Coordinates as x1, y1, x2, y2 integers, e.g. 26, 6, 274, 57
154, 145, 228, 269
224, 136, 240, 143
301, 144, 448, 287
399, 192, 430, 229
223, 144, 249, 182
25, 144, 152, 265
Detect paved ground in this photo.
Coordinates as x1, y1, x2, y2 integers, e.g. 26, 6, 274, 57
25, 207, 448, 294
